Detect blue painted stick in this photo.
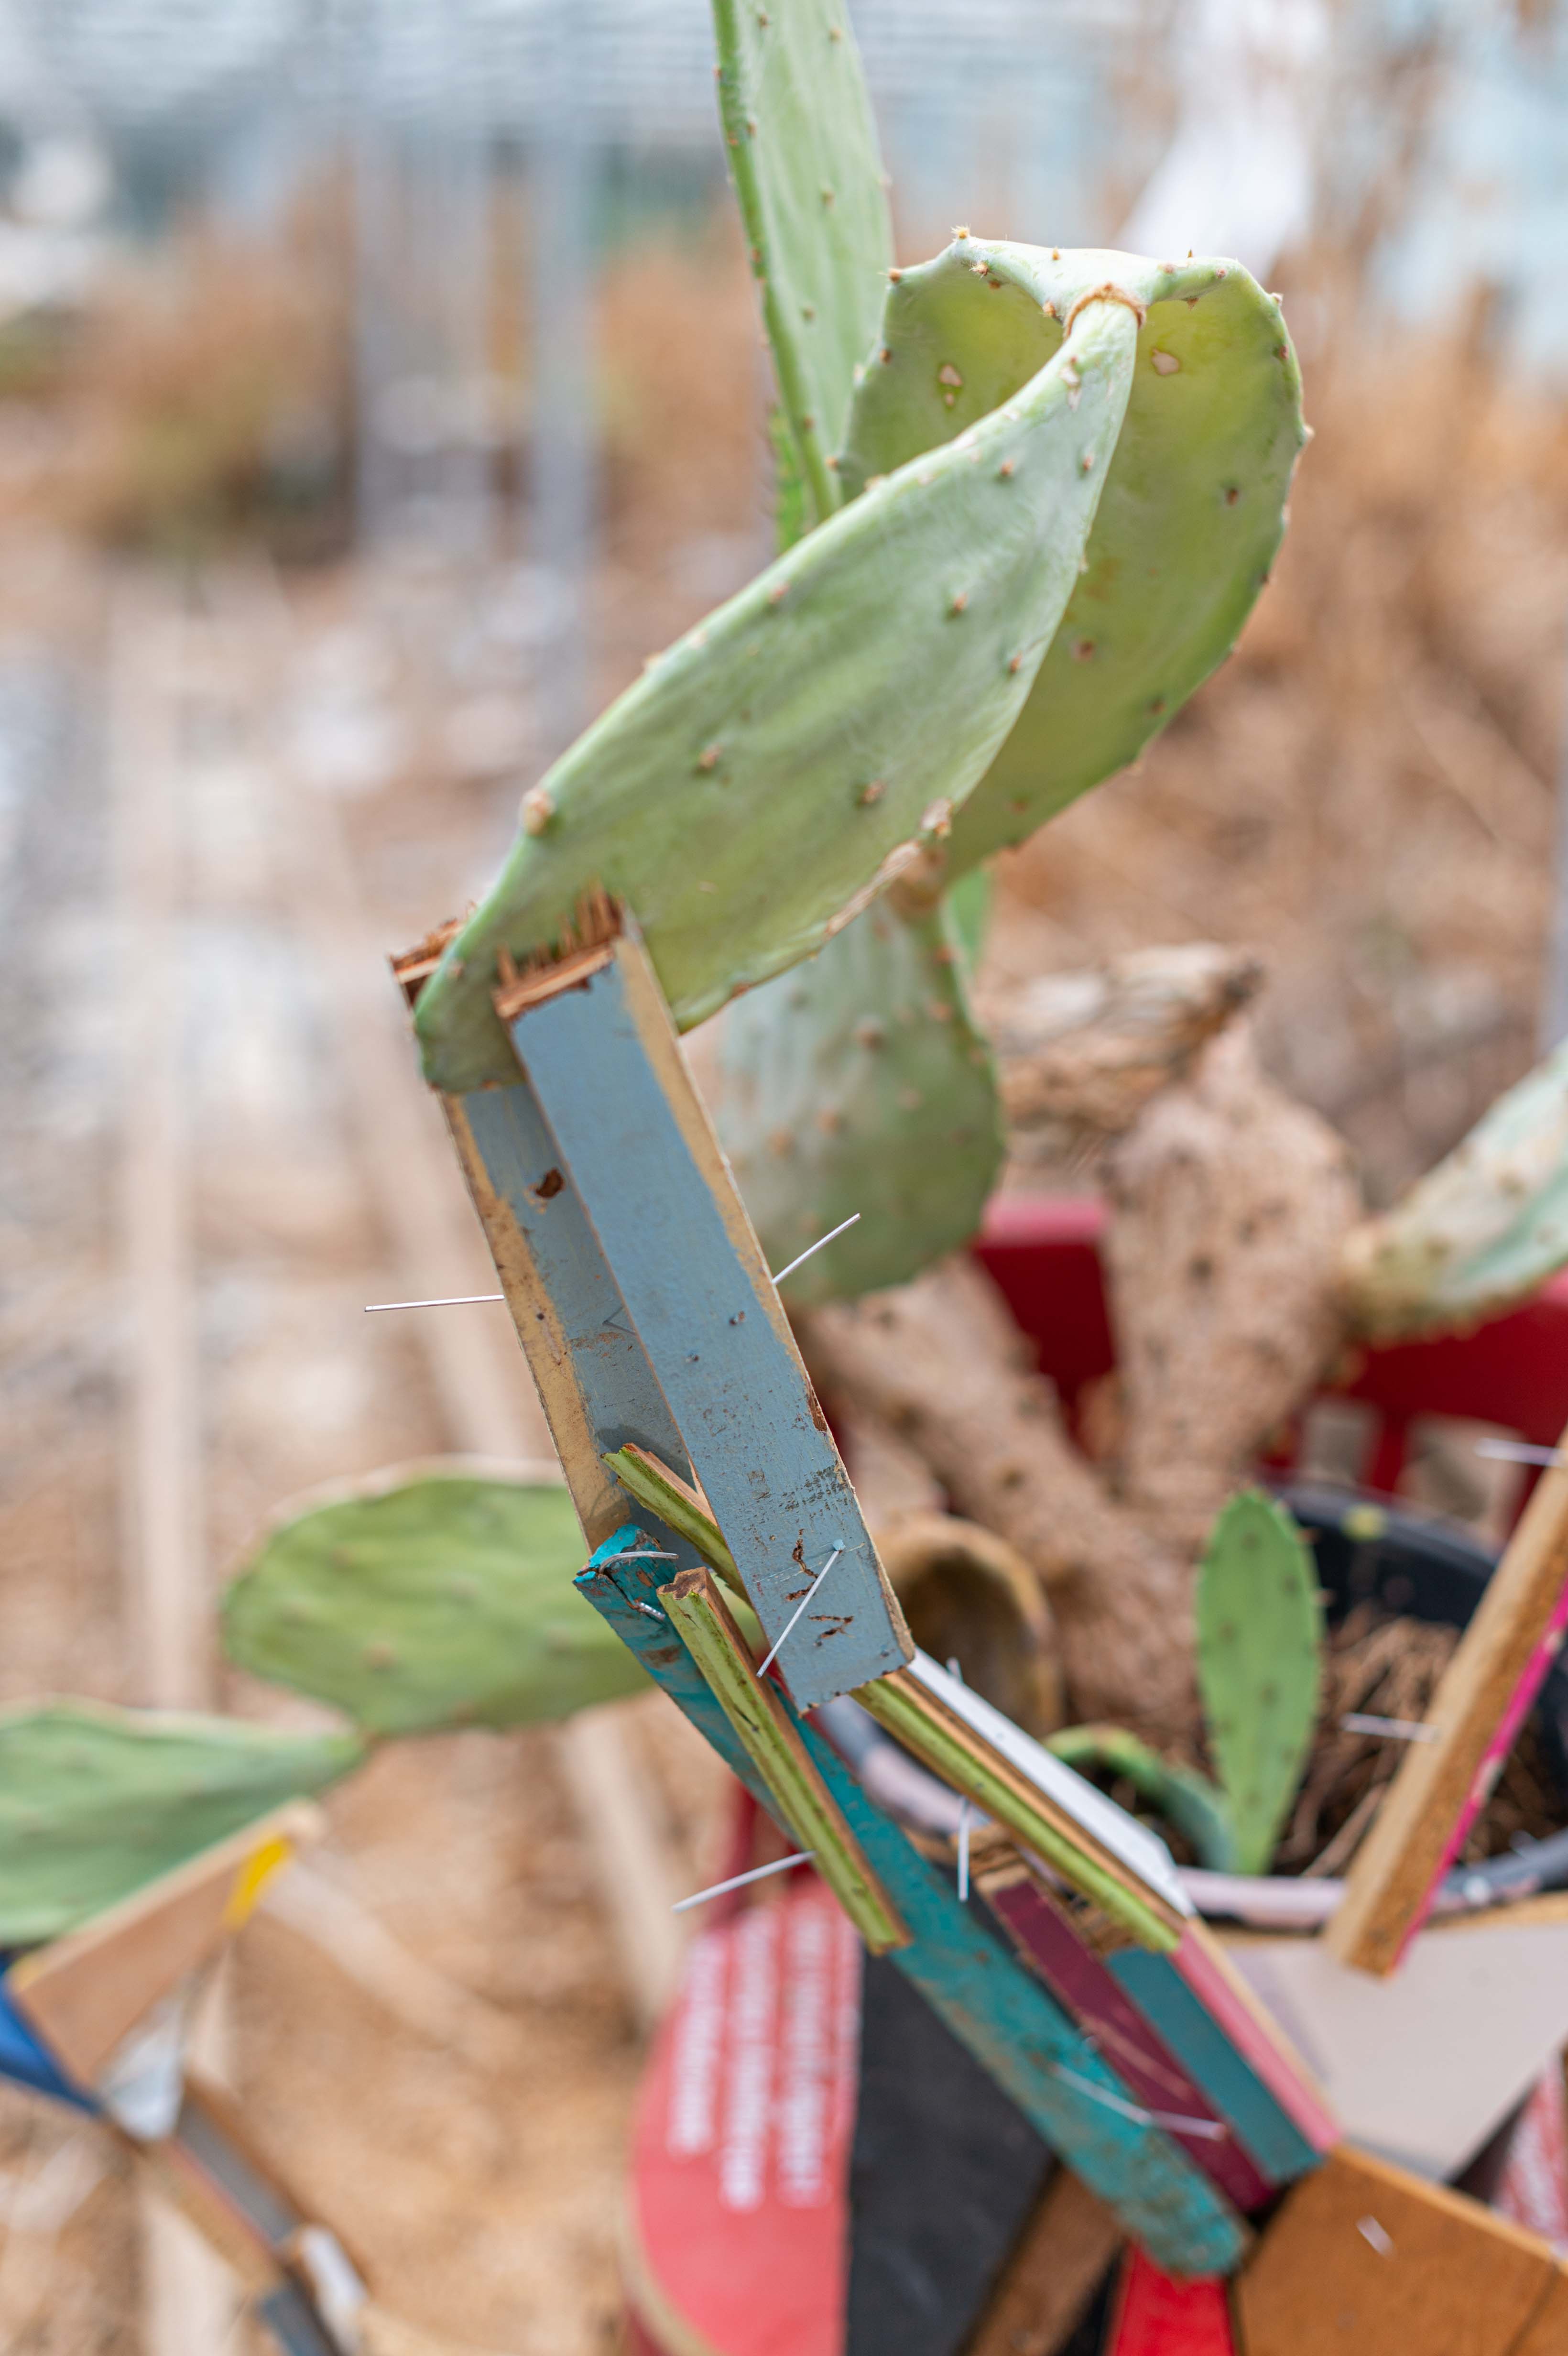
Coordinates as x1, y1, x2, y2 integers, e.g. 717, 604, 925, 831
504, 929, 909, 1710
578, 1529, 1247, 2278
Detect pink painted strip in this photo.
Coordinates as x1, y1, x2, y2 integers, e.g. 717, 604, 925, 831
1394, 1571, 1568, 1964
1172, 1929, 1339, 2154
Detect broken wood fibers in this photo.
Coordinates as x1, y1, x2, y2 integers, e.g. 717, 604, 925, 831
967, 2169, 1123, 2356
1328, 1418, 1568, 1975
1236, 2143, 1568, 2356
657, 1564, 908, 1953
611, 1440, 1180, 1952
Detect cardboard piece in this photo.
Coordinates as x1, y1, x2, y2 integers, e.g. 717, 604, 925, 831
10, 1802, 316, 2089
1327, 1421, 1568, 1975
1236, 2144, 1561, 2356
1107, 2247, 1233, 2355
1227, 1897, 1568, 2180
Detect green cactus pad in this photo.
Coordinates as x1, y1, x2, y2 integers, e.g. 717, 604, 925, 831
1341, 1040, 1568, 1339
0, 1700, 361, 1947
221, 1465, 647, 1737
713, 0, 892, 532
838, 238, 1306, 870
414, 289, 1138, 1094
718, 893, 1003, 1301
1195, 1490, 1321, 1878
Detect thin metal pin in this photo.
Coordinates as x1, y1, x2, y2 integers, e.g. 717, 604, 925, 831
615, 1551, 679, 1563
672, 1851, 813, 1913
946, 1656, 972, 1900
364, 1292, 503, 1313
1475, 1437, 1565, 1467
1341, 1712, 1440, 1744
769, 1212, 861, 1288
1049, 2063, 1227, 2140
630, 1602, 665, 1620
365, 1214, 864, 1318
756, 1546, 844, 1680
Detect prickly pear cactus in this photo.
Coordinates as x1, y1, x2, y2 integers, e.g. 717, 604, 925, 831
0, 1700, 361, 1946
222, 1465, 647, 1737
1340, 1039, 1568, 1339
713, 0, 892, 532
414, 281, 1137, 1094
719, 891, 1003, 1300
1196, 1489, 1321, 1876
1047, 1723, 1239, 1873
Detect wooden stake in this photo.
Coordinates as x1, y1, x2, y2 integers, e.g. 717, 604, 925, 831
967, 2169, 1123, 2356
1327, 1413, 1568, 1975
658, 1567, 908, 1954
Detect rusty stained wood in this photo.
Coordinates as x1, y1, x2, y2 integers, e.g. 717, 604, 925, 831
490, 922, 910, 1710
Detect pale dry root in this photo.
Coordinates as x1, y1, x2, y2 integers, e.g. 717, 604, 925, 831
1102, 1021, 1362, 1558
802, 1258, 1200, 1740
985, 942, 1264, 1159
804, 968, 1369, 1741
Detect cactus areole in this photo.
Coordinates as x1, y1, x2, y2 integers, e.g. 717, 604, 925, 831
413, 245, 1303, 1097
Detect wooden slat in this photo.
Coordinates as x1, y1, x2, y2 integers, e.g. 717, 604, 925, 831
578, 1530, 1249, 2278
11, 1807, 315, 2088
975, 1859, 1271, 2210
657, 1565, 908, 1952
967, 2169, 1123, 2356
857, 1665, 1182, 1949
1327, 1416, 1568, 1975
1106, 1946, 1325, 2186
500, 927, 911, 1709
1511, 2264, 1568, 2356
1235, 2144, 1558, 2356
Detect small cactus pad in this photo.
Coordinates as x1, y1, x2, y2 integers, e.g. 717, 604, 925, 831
713, 0, 892, 532
838, 239, 1306, 871
1047, 1723, 1238, 1873
718, 893, 1003, 1301
1340, 1040, 1568, 1339
414, 288, 1139, 1094
1196, 1489, 1321, 1877
222, 1466, 648, 1737
0, 1701, 361, 1947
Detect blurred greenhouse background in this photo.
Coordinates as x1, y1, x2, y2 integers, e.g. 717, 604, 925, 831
3, 3, 1568, 2351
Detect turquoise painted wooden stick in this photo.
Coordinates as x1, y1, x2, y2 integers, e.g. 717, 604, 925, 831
578, 1528, 1248, 2278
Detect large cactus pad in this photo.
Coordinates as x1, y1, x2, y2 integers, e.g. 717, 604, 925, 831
712, 0, 891, 532
414, 245, 1300, 1098
0, 1701, 361, 1947
222, 1465, 647, 1737
1341, 1039, 1568, 1339
719, 892, 1002, 1300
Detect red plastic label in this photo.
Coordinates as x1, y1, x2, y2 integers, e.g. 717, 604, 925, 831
628, 1877, 860, 2356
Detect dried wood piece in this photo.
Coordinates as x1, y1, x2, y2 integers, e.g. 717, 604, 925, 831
800, 1255, 1198, 1735
966, 2168, 1122, 2356
1327, 1419, 1568, 1975
659, 1565, 910, 1953
986, 943, 1263, 1155
1235, 2144, 1560, 2356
